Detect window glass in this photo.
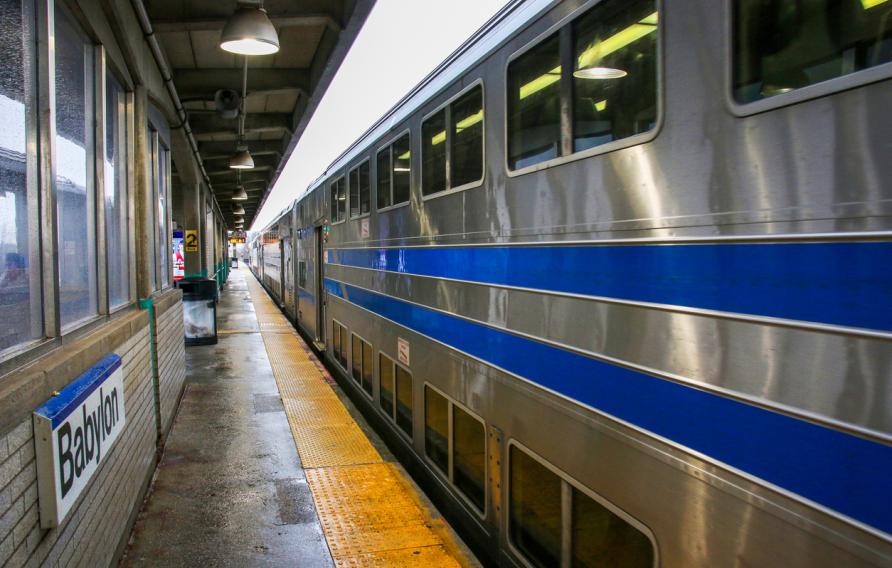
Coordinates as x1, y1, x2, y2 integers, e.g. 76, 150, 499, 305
376, 147, 391, 209
454, 406, 485, 512
337, 177, 346, 222
157, 145, 170, 288
571, 488, 653, 568
379, 353, 394, 416
361, 339, 373, 395
508, 33, 561, 170
734, 0, 892, 103
55, 5, 97, 327
392, 134, 411, 205
0, 0, 40, 352
349, 167, 360, 218
450, 87, 484, 187
298, 261, 307, 288
147, 130, 158, 292
338, 325, 348, 369
359, 161, 370, 215
105, 72, 129, 308
572, 1, 658, 152
333, 321, 341, 365
352, 334, 362, 384
424, 387, 449, 474
395, 366, 413, 437
330, 180, 338, 221
510, 446, 562, 568
421, 109, 447, 196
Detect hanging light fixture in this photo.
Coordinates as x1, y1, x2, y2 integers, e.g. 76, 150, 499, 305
234, 215, 245, 223
232, 186, 248, 200
232, 204, 246, 215
229, 146, 254, 169
220, 3, 280, 56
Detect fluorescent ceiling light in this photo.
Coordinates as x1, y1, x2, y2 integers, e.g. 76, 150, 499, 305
862, 0, 889, 8
397, 151, 411, 160
393, 167, 410, 172
220, 5, 280, 55
431, 109, 484, 146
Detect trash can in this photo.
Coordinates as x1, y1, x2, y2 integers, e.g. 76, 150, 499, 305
176, 277, 218, 346
230, 257, 238, 269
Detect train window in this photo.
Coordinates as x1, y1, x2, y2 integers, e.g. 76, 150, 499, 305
56, 4, 98, 328
379, 353, 395, 417
0, 0, 41, 353
376, 146, 391, 209
105, 71, 131, 309
508, 33, 561, 170
298, 261, 307, 288
392, 134, 411, 205
509, 445, 562, 567
361, 340, 373, 396
349, 161, 371, 218
571, 488, 653, 568
422, 86, 484, 196
422, 109, 447, 196
351, 334, 362, 384
450, 87, 484, 188
330, 176, 346, 223
395, 365, 413, 437
424, 386, 449, 474
338, 325, 348, 369
572, 0, 658, 153
733, 0, 892, 104
453, 405, 486, 512
333, 322, 341, 364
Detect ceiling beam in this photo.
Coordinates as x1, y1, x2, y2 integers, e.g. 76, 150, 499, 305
174, 69, 309, 99
189, 113, 292, 140
153, 15, 340, 34
207, 164, 274, 177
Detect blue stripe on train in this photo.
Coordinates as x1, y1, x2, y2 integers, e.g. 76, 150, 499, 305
324, 278, 892, 535
330, 241, 892, 332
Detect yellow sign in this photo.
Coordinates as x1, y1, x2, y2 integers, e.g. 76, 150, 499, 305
185, 230, 198, 252
229, 237, 245, 244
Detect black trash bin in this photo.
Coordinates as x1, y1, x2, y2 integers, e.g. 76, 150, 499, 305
176, 277, 218, 345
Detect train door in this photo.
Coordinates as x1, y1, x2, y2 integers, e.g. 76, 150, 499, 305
314, 226, 325, 346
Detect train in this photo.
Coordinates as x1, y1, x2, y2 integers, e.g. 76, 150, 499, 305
249, 0, 892, 566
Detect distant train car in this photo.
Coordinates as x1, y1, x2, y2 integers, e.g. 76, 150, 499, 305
251, 0, 892, 566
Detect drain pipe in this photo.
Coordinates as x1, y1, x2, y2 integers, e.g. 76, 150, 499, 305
130, 0, 227, 224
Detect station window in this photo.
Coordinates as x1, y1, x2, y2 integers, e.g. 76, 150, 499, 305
350, 333, 373, 396
377, 133, 411, 210
424, 386, 487, 513
395, 365, 413, 438
424, 386, 449, 474
154, 142, 171, 289
507, 0, 658, 170
733, 0, 892, 104
105, 71, 130, 309
55, 4, 98, 328
329, 176, 346, 222
349, 160, 370, 218
0, 0, 40, 354
422, 85, 484, 196
508, 444, 655, 568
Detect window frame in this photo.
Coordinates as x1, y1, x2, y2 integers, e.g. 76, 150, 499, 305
420, 79, 486, 202
349, 331, 374, 400
422, 382, 488, 518
329, 174, 346, 224
375, 129, 413, 213
348, 158, 371, 220
391, 356, 414, 442
724, 0, 892, 117
503, 0, 663, 178
505, 440, 659, 568
331, 318, 348, 371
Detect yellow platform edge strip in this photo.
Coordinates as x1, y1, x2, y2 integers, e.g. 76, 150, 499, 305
243, 276, 473, 567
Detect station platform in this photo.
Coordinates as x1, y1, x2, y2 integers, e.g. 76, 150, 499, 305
120, 268, 477, 567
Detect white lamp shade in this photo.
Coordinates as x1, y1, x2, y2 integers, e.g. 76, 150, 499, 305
229, 148, 254, 169
232, 186, 249, 200
220, 6, 280, 55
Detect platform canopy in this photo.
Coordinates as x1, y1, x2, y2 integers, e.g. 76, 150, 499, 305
145, 0, 374, 228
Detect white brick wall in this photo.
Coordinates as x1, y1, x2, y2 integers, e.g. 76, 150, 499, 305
156, 302, 186, 436
0, 327, 157, 567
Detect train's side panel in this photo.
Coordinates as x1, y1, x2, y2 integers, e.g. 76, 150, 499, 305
272, 1, 892, 566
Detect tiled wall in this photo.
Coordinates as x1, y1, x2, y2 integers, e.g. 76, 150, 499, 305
156, 301, 186, 436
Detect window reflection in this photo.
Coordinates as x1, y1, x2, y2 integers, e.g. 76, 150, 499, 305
508, 34, 561, 170
450, 87, 483, 187
734, 0, 892, 103
55, 5, 97, 328
0, 0, 39, 352
422, 109, 447, 195
105, 72, 129, 308
424, 386, 449, 474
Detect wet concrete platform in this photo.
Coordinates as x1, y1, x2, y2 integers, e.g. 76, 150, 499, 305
122, 269, 333, 567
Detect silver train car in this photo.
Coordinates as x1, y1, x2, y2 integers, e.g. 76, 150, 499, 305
249, 0, 892, 565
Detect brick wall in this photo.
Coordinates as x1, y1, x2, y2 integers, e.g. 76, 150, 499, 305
0, 327, 156, 567
156, 300, 186, 437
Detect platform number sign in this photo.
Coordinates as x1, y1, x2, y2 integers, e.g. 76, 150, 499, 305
398, 338, 410, 366
185, 229, 198, 252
